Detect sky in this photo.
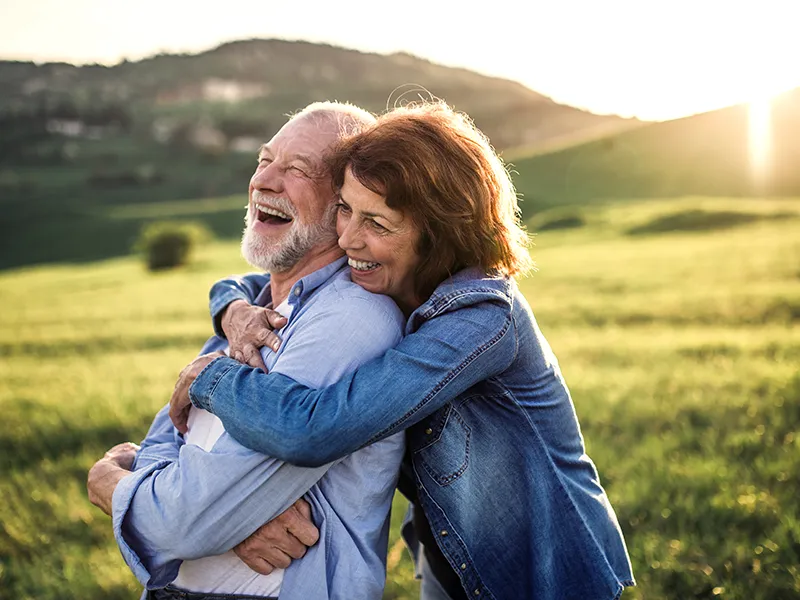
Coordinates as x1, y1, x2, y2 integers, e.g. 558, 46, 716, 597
1, 0, 798, 120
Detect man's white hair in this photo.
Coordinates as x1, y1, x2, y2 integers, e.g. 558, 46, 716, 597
290, 101, 376, 142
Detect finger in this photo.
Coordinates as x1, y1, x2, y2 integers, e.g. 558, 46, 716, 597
280, 534, 309, 560
243, 344, 268, 372
169, 378, 191, 434
284, 506, 320, 547
233, 547, 275, 576
260, 548, 292, 570
294, 498, 312, 520
263, 309, 288, 330
256, 329, 282, 353
232, 350, 245, 364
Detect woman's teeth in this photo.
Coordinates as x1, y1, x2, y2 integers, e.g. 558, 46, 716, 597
349, 258, 380, 271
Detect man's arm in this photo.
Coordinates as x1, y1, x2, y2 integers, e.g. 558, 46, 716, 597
110, 292, 405, 589
187, 293, 517, 467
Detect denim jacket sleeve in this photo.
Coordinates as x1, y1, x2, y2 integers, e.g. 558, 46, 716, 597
190, 295, 516, 467
208, 273, 269, 338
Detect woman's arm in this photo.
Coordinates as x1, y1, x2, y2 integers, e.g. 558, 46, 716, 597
189, 296, 517, 467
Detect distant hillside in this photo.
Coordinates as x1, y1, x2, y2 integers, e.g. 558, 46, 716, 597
0, 38, 634, 151
512, 87, 800, 217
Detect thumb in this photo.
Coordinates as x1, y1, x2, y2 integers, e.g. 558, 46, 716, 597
263, 309, 287, 329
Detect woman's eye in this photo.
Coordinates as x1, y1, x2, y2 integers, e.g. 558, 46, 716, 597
335, 201, 351, 213
370, 220, 388, 232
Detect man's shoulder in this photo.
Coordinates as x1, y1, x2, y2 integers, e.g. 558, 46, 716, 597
310, 266, 405, 332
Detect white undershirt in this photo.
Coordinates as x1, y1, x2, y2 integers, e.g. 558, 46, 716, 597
172, 300, 293, 596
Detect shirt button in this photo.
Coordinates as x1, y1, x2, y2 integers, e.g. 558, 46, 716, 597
440, 530, 448, 536
293, 287, 301, 296
474, 590, 481, 596
461, 563, 467, 570
425, 428, 433, 435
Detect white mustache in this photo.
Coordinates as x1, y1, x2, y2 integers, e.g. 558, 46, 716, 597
251, 191, 296, 217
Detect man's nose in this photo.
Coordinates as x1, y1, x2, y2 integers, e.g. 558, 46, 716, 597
251, 163, 283, 194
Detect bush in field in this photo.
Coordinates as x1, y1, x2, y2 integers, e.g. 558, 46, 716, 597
626, 209, 792, 235
529, 208, 586, 232
135, 221, 212, 271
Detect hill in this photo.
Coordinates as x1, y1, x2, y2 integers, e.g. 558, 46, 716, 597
0, 38, 636, 270
0, 38, 632, 152
511, 87, 800, 217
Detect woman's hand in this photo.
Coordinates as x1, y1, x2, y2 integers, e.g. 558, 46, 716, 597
222, 300, 287, 370
169, 351, 226, 433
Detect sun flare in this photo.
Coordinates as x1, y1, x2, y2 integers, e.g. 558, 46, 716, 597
748, 94, 773, 191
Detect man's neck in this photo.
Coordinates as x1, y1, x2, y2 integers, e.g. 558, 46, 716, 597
269, 244, 345, 307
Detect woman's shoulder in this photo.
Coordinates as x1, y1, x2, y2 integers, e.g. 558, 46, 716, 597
411, 268, 516, 324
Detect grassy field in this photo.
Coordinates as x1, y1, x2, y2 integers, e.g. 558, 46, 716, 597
1, 197, 799, 599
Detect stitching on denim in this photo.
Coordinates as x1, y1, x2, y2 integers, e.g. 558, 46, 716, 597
420, 287, 511, 320
418, 409, 471, 486
413, 475, 496, 600
195, 357, 237, 413
367, 316, 511, 444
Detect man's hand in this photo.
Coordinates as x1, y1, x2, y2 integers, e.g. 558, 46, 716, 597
233, 498, 320, 575
222, 300, 286, 370
169, 351, 226, 433
87, 442, 140, 516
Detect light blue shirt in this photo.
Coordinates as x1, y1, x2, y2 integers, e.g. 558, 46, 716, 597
111, 257, 407, 599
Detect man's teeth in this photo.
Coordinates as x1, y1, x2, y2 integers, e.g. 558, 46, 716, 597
349, 258, 380, 271
255, 204, 292, 220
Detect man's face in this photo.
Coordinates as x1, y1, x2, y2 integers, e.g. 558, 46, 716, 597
242, 115, 339, 273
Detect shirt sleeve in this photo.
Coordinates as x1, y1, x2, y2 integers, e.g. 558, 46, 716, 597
112, 290, 404, 589
132, 404, 183, 470
208, 273, 269, 338
190, 295, 517, 467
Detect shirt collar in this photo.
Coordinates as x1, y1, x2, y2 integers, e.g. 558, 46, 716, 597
253, 255, 348, 309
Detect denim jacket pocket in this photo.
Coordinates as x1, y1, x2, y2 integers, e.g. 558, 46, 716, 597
413, 404, 471, 486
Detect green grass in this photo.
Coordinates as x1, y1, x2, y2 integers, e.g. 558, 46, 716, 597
1, 197, 799, 598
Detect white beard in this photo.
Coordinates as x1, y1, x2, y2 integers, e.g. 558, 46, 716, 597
241, 197, 338, 273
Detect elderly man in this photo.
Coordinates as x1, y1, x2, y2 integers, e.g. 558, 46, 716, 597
87, 102, 406, 600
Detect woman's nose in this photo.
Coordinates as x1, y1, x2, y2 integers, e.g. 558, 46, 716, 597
338, 218, 364, 250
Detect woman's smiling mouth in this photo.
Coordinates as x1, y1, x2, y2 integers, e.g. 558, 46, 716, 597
348, 257, 380, 271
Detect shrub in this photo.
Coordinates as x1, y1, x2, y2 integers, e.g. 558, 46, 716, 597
626, 209, 777, 235
529, 208, 586, 232
135, 221, 212, 271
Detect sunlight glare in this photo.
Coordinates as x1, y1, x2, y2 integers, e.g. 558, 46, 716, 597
748, 95, 772, 191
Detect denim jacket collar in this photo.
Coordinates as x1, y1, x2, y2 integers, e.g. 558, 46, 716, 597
406, 268, 514, 334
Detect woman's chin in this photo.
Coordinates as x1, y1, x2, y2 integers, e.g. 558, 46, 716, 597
350, 268, 388, 294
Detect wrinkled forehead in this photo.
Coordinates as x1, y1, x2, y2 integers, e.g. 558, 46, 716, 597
265, 115, 339, 164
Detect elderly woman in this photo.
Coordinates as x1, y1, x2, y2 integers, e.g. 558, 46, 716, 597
176, 103, 635, 600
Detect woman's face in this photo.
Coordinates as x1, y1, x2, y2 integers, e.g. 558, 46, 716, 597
336, 167, 423, 314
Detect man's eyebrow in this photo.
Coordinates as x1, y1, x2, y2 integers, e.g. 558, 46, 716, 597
257, 144, 271, 158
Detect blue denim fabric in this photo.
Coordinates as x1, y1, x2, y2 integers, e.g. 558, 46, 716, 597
194, 268, 635, 600
113, 258, 406, 599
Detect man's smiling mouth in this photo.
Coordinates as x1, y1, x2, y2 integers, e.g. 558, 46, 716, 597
255, 204, 293, 225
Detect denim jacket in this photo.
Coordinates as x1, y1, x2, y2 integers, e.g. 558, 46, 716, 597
192, 268, 635, 600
